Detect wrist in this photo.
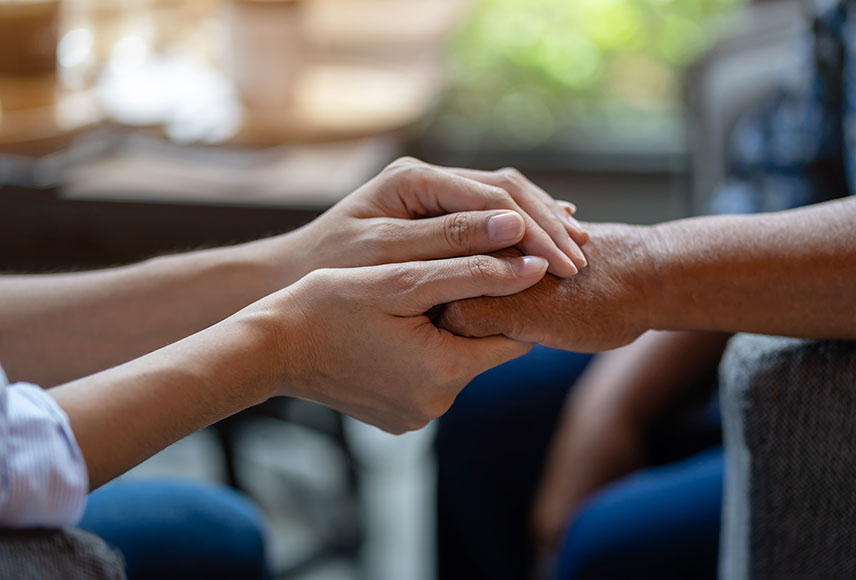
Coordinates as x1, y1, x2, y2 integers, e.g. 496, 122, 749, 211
588, 222, 659, 338
232, 283, 321, 403
644, 220, 685, 332
230, 226, 316, 294
200, 310, 286, 407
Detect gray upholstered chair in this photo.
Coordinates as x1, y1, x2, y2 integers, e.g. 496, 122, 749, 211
719, 335, 856, 579
0, 527, 126, 579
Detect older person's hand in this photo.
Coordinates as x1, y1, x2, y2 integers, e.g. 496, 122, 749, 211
436, 223, 654, 353
282, 158, 589, 280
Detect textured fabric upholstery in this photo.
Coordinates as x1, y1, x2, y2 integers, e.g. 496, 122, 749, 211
0, 527, 125, 580
719, 334, 856, 580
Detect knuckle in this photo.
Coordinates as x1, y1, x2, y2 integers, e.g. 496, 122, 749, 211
496, 168, 524, 191
386, 156, 422, 171
498, 167, 525, 182
485, 185, 513, 206
466, 255, 496, 281
372, 219, 402, 245
443, 213, 473, 251
306, 268, 336, 289
386, 263, 421, 295
382, 158, 426, 187
361, 220, 400, 263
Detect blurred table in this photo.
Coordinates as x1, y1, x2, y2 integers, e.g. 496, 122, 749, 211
0, 131, 399, 272
0, 0, 473, 272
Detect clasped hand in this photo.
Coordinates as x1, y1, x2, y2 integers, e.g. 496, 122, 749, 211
245, 158, 589, 434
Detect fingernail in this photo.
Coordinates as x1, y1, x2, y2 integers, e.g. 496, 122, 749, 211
566, 256, 579, 275
561, 201, 577, 214
571, 243, 588, 268
510, 256, 548, 277
488, 211, 524, 243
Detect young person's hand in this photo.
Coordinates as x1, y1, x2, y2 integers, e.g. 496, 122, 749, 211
263, 253, 549, 433
276, 158, 588, 281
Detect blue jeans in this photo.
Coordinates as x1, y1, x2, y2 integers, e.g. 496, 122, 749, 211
78, 479, 271, 580
436, 345, 723, 580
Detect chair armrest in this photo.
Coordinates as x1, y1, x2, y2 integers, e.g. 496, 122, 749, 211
719, 334, 856, 580
0, 527, 125, 580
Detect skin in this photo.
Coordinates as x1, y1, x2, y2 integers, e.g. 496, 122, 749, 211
50, 255, 545, 489
438, 197, 856, 348
0, 158, 587, 387
438, 196, 856, 570
0, 158, 587, 489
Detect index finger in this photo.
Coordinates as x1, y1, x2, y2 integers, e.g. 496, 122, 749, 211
443, 166, 590, 263
400, 165, 579, 277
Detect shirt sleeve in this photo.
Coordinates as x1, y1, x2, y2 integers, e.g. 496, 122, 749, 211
0, 369, 89, 528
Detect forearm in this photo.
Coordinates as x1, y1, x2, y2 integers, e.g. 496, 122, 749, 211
0, 231, 305, 386
48, 304, 284, 489
647, 197, 856, 338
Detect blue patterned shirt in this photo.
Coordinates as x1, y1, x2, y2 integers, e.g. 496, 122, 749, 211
713, 0, 855, 214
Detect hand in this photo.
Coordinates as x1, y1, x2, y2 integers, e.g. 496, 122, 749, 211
437, 223, 655, 353
530, 382, 646, 562
287, 158, 589, 279
264, 253, 549, 434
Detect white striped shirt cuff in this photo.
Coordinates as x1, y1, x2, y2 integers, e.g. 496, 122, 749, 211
0, 382, 89, 528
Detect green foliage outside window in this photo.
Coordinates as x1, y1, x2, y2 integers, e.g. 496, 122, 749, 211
439, 0, 742, 149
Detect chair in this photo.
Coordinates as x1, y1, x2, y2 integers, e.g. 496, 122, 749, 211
719, 335, 856, 579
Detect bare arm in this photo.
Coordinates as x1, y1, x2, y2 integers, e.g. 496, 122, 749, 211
0, 238, 296, 386
439, 197, 856, 349
50, 255, 544, 489
1, 160, 586, 386
649, 198, 856, 337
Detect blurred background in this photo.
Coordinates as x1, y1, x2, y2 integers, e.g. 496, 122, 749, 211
0, 0, 801, 578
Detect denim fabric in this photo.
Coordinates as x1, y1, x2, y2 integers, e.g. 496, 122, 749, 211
79, 479, 270, 580
436, 346, 723, 580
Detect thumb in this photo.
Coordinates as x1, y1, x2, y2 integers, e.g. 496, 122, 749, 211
428, 210, 526, 257
454, 334, 535, 377
376, 210, 526, 262
388, 254, 548, 316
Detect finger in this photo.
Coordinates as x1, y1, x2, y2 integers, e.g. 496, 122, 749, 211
557, 200, 577, 216
558, 203, 590, 246
371, 210, 526, 262
442, 166, 588, 272
385, 161, 579, 277
435, 297, 497, 338
386, 255, 548, 316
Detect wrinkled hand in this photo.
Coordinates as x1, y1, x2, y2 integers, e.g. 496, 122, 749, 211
292, 158, 588, 278
267, 253, 549, 434
437, 223, 655, 353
